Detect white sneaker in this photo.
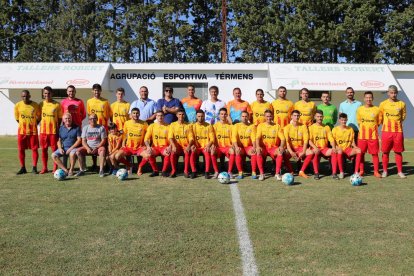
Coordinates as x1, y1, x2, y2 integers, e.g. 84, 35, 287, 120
275, 174, 282, 181
338, 172, 344, 179
259, 174, 265, 181
382, 171, 388, 178
398, 172, 407, 179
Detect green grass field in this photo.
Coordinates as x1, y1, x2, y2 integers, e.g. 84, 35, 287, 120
1, 136, 413, 275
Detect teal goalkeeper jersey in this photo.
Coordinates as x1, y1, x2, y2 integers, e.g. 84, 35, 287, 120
317, 104, 338, 129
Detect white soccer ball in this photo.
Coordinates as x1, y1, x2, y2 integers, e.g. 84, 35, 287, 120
218, 172, 230, 184
116, 168, 128, 181
54, 169, 67, 181
282, 173, 294, 185
350, 174, 363, 186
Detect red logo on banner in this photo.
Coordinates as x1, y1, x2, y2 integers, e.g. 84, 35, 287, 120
361, 80, 384, 88
66, 79, 90, 86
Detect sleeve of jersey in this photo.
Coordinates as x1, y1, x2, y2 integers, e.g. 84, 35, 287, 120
250, 126, 257, 142
231, 124, 238, 143
35, 103, 41, 121
14, 103, 19, 121
208, 125, 215, 143
333, 107, 338, 124
107, 101, 112, 119
247, 103, 252, 114
144, 125, 153, 142
278, 129, 285, 141
86, 100, 91, 115
356, 107, 362, 125
187, 125, 195, 142
402, 102, 406, 121
302, 126, 309, 142
326, 127, 335, 144
167, 124, 174, 140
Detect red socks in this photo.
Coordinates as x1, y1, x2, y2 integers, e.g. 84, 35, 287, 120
395, 152, 403, 173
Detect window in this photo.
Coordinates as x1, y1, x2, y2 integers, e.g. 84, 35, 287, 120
298, 90, 329, 101
41, 89, 67, 99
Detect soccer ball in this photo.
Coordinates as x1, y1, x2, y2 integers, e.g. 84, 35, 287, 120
350, 174, 363, 186
53, 169, 67, 181
282, 173, 294, 185
116, 168, 128, 181
218, 172, 231, 184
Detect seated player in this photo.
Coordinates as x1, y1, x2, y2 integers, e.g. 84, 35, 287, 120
51, 112, 82, 176
191, 110, 215, 179
107, 123, 123, 174
332, 113, 362, 179
256, 109, 289, 181
141, 111, 171, 177
284, 110, 314, 178
211, 108, 235, 178
169, 109, 195, 178
356, 91, 382, 178
308, 110, 339, 180
232, 111, 258, 179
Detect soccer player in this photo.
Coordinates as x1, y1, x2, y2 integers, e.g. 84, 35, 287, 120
316, 91, 337, 129
271, 86, 294, 128
86, 83, 112, 129
129, 86, 157, 123
191, 110, 215, 179
226, 87, 253, 124
308, 110, 339, 180
232, 111, 257, 179
114, 108, 148, 175
51, 112, 82, 176
284, 110, 314, 178
294, 88, 316, 126
111, 87, 131, 130
61, 85, 86, 128
200, 85, 226, 125
156, 86, 183, 124
251, 88, 273, 126
168, 109, 195, 178
15, 90, 41, 174
356, 91, 382, 178
339, 87, 362, 140
181, 84, 202, 123
107, 123, 123, 174
211, 108, 236, 178
142, 111, 171, 177
39, 86, 62, 174
332, 113, 362, 179
379, 85, 407, 178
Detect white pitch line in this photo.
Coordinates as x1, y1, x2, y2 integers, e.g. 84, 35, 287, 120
230, 183, 259, 276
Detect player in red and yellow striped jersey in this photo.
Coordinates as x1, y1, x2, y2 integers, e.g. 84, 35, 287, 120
332, 113, 362, 179
256, 110, 289, 181
211, 108, 235, 178
38, 86, 63, 174
142, 111, 171, 177
87, 83, 112, 129
14, 90, 41, 174
168, 109, 195, 178
251, 89, 273, 126
356, 91, 382, 178
191, 110, 215, 178
271, 86, 294, 128
111, 87, 131, 131
294, 88, 316, 126
379, 85, 407, 178
284, 110, 314, 178
308, 110, 339, 180
232, 111, 257, 179
106, 123, 123, 173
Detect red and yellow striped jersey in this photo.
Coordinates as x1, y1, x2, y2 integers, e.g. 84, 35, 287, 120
356, 106, 381, 140
14, 101, 41, 135
379, 99, 406, 133
39, 100, 62, 134
111, 101, 131, 130
250, 101, 273, 125
271, 99, 294, 128
284, 123, 309, 148
123, 120, 148, 150
232, 123, 256, 147
87, 97, 112, 127
168, 122, 194, 147
108, 133, 122, 151
256, 122, 285, 148
308, 124, 334, 148
294, 100, 316, 126
213, 121, 232, 147
332, 126, 354, 150
192, 122, 215, 148
144, 122, 169, 147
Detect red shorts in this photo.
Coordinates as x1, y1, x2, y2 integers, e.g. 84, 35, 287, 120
77, 146, 106, 156
18, 134, 39, 150
194, 147, 210, 156
216, 146, 232, 157
121, 146, 145, 156
262, 146, 279, 159
358, 139, 379, 154
382, 131, 404, 153
316, 147, 331, 158
39, 133, 58, 149
244, 146, 255, 155
152, 146, 169, 156
342, 147, 354, 159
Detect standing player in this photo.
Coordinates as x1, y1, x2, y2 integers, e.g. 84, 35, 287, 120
38, 86, 62, 174
111, 87, 130, 131
211, 108, 235, 178
181, 84, 202, 123
251, 89, 273, 126
232, 111, 257, 179
271, 86, 294, 128
356, 91, 382, 178
15, 90, 41, 174
339, 87, 362, 140
61, 85, 86, 128
191, 110, 215, 179
200, 85, 226, 125
379, 85, 407, 178
226, 87, 253, 124
316, 91, 337, 129
332, 113, 362, 179
308, 110, 339, 180
87, 83, 112, 130
284, 110, 314, 178
294, 88, 316, 126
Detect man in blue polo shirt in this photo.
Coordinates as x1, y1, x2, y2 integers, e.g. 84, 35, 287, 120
156, 86, 183, 124
129, 86, 157, 124
51, 112, 82, 176
339, 87, 362, 141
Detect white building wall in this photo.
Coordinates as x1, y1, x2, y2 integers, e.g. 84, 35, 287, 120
0, 90, 18, 135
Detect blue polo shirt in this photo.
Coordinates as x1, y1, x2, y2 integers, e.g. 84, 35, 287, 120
59, 124, 81, 151
156, 98, 183, 124
339, 100, 362, 131
129, 98, 157, 121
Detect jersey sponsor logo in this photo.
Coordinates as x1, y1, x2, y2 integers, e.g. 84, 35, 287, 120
196, 135, 207, 140
361, 118, 375, 123
42, 113, 55, 118
262, 135, 275, 139
21, 114, 35, 119
275, 110, 288, 114
217, 134, 230, 139
290, 137, 302, 141
385, 113, 399, 117
337, 139, 351, 144
129, 133, 142, 137
175, 135, 187, 140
